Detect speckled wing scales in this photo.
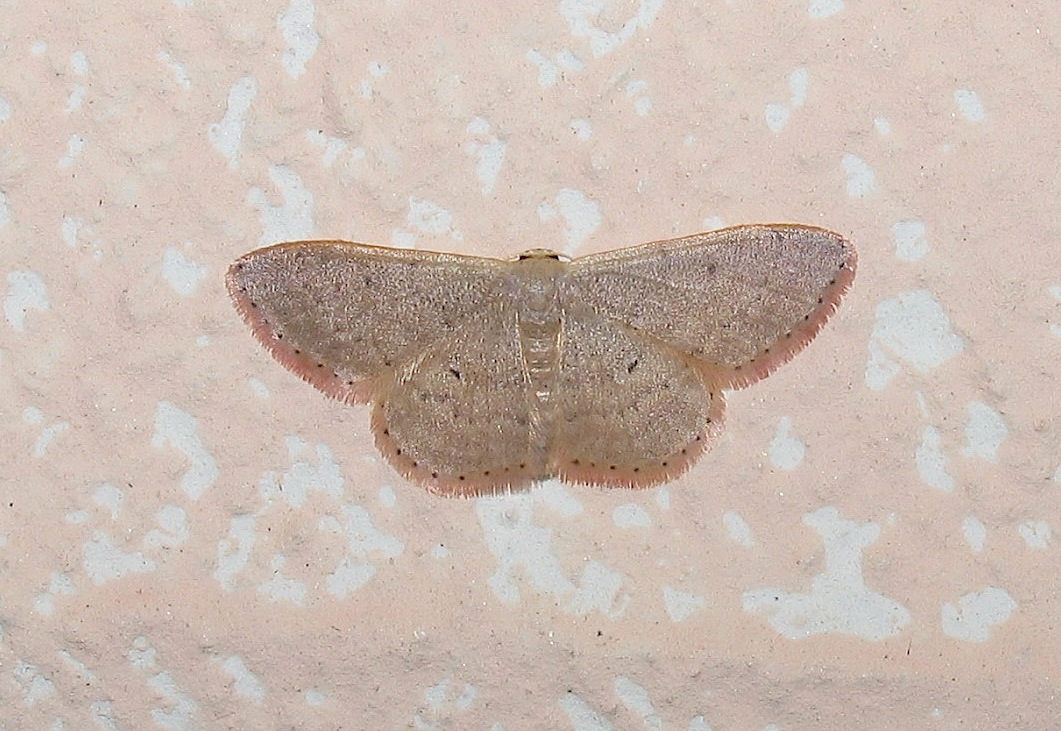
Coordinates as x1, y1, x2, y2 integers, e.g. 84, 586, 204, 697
549, 314, 724, 488
371, 303, 547, 497
566, 224, 857, 389
228, 227, 856, 494
225, 240, 508, 403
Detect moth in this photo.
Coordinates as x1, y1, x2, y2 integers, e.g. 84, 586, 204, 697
227, 224, 856, 496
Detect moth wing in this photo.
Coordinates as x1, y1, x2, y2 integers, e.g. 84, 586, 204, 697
565, 225, 856, 389
226, 240, 508, 403
549, 314, 724, 488
371, 302, 545, 496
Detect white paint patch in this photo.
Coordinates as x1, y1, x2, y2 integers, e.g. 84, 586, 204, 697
413, 677, 478, 727
92, 482, 124, 518
765, 67, 809, 132
723, 510, 755, 547
83, 531, 156, 585
570, 118, 593, 140
215, 515, 256, 591
559, 0, 664, 58
842, 153, 875, 198
259, 554, 307, 605
143, 505, 190, 549
476, 494, 627, 616
941, 587, 1016, 642
406, 197, 460, 239
258, 436, 343, 507
557, 49, 585, 73
70, 49, 88, 75
431, 544, 451, 559
536, 480, 584, 518
390, 229, 417, 248
654, 487, 670, 510
248, 165, 315, 245
954, 89, 985, 122
5, 270, 49, 332
161, 246, 207, 296
892, 220, 929, 261
663, 587, 706, 622
249, 378, 270, 398
625, 79, 652, 115
65, 83, 86, 113
962, 401, 1007, 462
208, 76, 258, 168
378, 484, 396, 508
768, 416, 805, 470
702, 215, 726, 231
34, 572, 76, 616
305, 689, 325, 706
963, 516, 986, 552
1017, 520, 1051, 549
526, 49, 558, 87
743, 507, 910, 640
277, 0, 319, 78
0, 189, 9, 229
0, 95, 12, 123
305, 129, 348, 167
22, 405, 43, 426
1049, 285, 1061, 339
916, 426, 954, 492
56, 134, 86, 168
157, 50, 191, 89
25, 409, 68, 458
874, 116, 892, 136
151, 400, 219, 500
13, 662, 56, 706
788, 67, 809, 107
220, 656, 266, 704
558, 691, 613, 731
614, 677, 661, 730
865, 290, 965, 390
359, 60, 390, 99
61, 214, 103, 259
464, 117, 506, 195
538, 187, 601, 253
128, 637, 199, 727
612, 503, 651, 529
22, 406, 69, 458
808, 0, 844, 19
765, 104, 790, 133
319, 504, 404, 597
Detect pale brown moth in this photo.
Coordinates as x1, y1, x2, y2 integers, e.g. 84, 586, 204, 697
227, 224, 856, 496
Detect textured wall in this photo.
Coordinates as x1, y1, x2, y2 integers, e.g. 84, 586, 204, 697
2, 1, 1058, 728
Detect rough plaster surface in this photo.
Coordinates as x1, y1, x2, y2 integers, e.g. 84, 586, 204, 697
2, 1, 1059, 729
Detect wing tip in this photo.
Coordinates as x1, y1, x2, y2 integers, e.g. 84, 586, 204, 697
226, 265, 375, 405
721, 229, 857, 390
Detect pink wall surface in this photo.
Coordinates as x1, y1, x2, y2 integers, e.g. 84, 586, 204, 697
1, 1, 1058, 728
